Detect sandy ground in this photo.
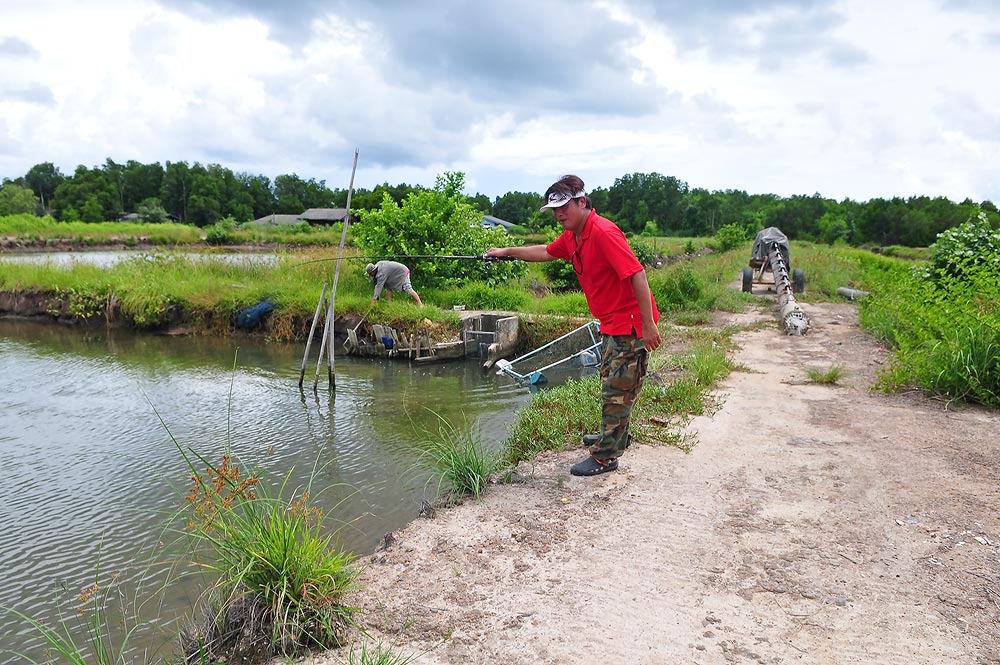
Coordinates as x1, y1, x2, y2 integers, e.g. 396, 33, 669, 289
303, 300, 1000, 665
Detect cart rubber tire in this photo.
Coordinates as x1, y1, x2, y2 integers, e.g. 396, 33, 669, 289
792, 268, 805, 294
741, 267, 754, 293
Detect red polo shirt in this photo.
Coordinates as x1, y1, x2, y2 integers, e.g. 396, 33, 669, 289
546, 209, 659, 337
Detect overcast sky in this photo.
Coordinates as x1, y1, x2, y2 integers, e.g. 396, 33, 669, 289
2, 0, 998, 203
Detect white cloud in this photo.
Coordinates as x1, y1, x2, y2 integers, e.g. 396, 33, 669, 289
1, 0, 998, 202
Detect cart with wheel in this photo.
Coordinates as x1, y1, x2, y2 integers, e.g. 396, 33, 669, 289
741, 227, 805, 294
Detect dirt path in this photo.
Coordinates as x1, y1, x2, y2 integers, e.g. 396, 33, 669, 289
309, 301, 1000, 664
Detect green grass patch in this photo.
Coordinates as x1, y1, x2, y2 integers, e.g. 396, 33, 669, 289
414, 414, 500, 502
500, 375, 602, 467
804, 364, 846, 384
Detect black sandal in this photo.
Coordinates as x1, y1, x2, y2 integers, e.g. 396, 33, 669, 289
570, 455, 619, 476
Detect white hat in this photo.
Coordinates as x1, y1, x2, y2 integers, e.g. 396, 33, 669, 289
540, 189, 585, 211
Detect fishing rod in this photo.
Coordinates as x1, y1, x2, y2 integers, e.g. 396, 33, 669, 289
294, 254, 518, 267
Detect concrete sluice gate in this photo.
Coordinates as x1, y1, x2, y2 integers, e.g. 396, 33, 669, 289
343, 312, 520, 365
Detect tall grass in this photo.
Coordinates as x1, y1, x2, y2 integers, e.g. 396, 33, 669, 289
414, 413, 500, 502
500, 375, 602, 466
1, 553, 147, 665
171, 447, 362, 661
859, 252, 1000, 406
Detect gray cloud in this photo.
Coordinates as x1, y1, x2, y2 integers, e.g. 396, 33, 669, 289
633, 0, 869, 69
935, 92, 1000, 142
0, 83, 55, 105
0, 36, 40, 58
162, 0, 658, 118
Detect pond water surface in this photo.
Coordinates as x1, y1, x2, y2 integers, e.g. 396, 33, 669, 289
0, 318, 532, 661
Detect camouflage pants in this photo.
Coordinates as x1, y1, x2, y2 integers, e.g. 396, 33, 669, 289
590, 332, 649, 461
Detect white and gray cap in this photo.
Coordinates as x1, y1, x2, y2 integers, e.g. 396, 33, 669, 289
539, 189, 585, 211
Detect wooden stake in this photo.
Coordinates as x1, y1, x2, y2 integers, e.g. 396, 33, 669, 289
298, 282, 328, 388
323, 148, 360, 392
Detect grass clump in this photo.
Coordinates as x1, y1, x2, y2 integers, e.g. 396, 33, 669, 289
175, 450, 361, 662
415, 414, 500, 502
500, 375, 601, 467
341, 641, 421, 665
805, 364, 846, 384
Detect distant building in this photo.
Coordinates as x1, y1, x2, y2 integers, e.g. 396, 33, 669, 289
299, 208, 356, 225
250, 208, 357, 226
250, 213, 304, 226
119, 212, 180, 222
480, 215, 515, 232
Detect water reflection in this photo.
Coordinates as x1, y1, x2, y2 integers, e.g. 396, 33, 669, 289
0, 250, 283, 268
0, 319, 531, 660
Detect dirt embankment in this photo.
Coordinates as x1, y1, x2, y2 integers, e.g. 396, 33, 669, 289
302, 301, 1000, 665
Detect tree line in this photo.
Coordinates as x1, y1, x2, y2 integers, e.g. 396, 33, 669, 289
2, 160, 997, 247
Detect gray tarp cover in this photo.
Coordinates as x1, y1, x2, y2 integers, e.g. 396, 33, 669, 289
751, 227, 791, 264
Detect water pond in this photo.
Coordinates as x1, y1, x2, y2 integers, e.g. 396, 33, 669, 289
0, 318, 532, 660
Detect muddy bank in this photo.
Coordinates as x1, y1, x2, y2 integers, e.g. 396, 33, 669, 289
296, 301, 1000, 665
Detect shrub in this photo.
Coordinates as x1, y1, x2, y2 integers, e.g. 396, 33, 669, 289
176, 450, 361, 660
204, 224, 232, 246
541, 257, 579, 291
715, 223, 747, 253
629, 238, 657, 266
925, 210, 1000, 281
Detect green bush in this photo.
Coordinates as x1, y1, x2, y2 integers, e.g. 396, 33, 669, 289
541, 257, 579, 292
354, 172, 526, 287
629, 238, 657, 266
860, 220, 1000, 406
925, 211, 1000, 280
714, 223, 747, 253
649, 268, 704, 310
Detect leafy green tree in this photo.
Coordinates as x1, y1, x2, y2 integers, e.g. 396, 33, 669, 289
23, 162, 65, 211
467, 192, 491, 213
185, 163, 223, 226
122, 160, 165, 211
857, 197, 908, 246
53, 165, 119, 221
605, 172, 688, 234
0, 182, 39, 215
137, 197, 168, 223
238, 172, 276, 220
274, 174, 335, 213
161, 161, 192, 223
817, 211, 849, 245
586, 186, 608, 214
346, 182, 424, 211
354, 171, 525, 286
492, 191, 540, 228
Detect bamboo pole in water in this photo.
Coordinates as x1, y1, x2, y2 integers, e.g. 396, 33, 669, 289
312, 285, 336, 390
325, 149, 360, 391
298, 282, 328, 388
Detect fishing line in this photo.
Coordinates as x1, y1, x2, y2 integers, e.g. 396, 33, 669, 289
294, 254, 518, 267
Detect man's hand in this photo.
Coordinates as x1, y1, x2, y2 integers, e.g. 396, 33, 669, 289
643, 322, 662, 352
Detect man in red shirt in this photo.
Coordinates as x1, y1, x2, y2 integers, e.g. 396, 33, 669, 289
486, 175, 661, 476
